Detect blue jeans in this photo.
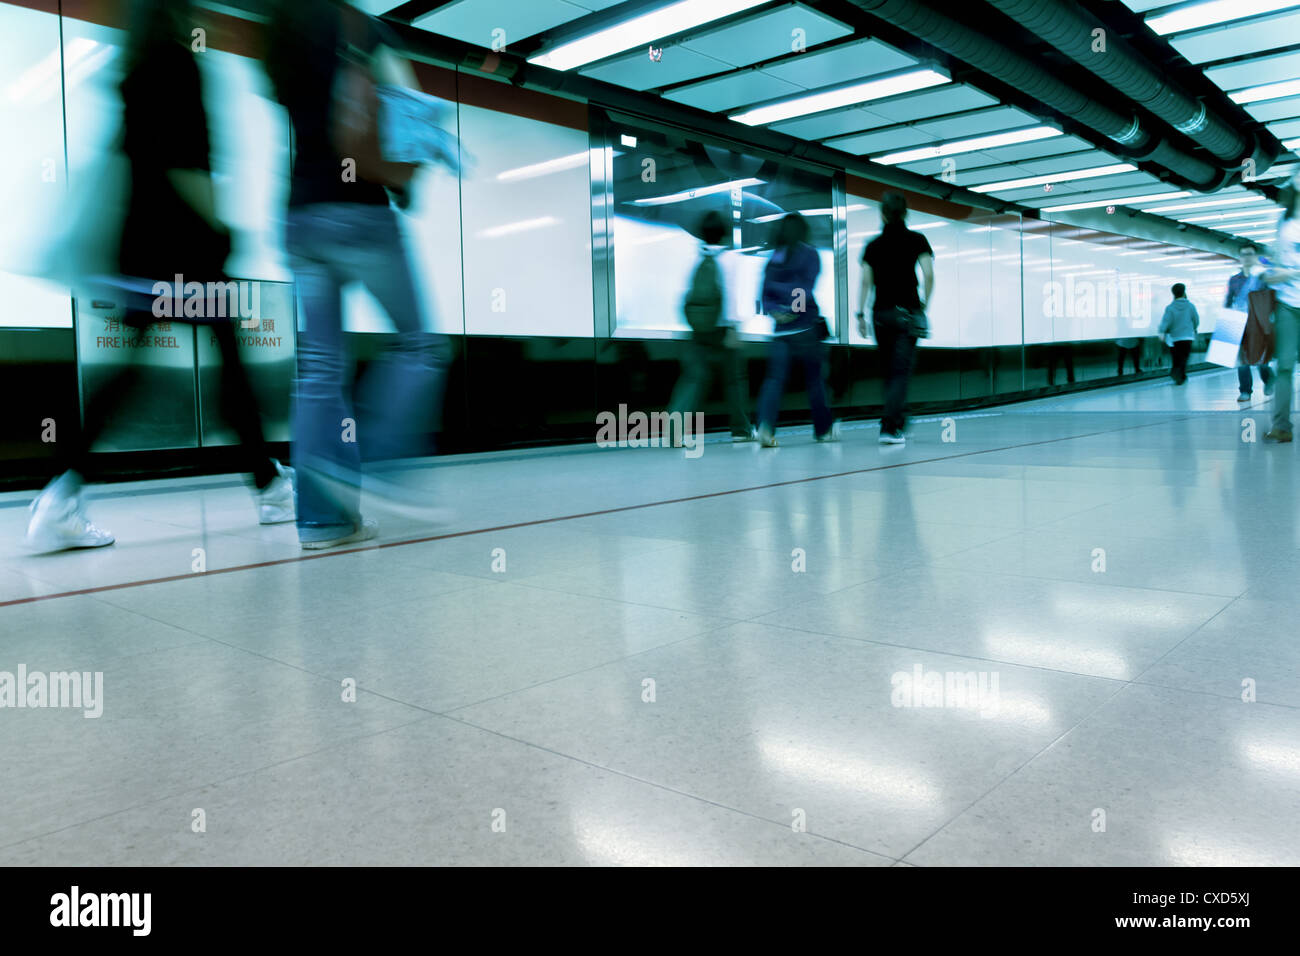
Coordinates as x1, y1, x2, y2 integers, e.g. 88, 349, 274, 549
757, 327, 832, 436
285, 202, 450, 539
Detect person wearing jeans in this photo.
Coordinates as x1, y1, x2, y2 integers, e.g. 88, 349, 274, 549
857, 191, 934, 445
285, 204, 449, 544
1265, 178, 1300, 442
267, 0, 450, 548
1225, 243, 1274, 402
755, 214, 837, 447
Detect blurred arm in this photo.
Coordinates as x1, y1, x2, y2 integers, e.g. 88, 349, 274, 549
919, 253, 934, 309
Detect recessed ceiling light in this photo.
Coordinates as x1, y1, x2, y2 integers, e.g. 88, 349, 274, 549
1229, 78, 1300, 105
1146, 0, 1297, 36
730, 69, 949, 126
872, 126, 1061, 165
528, 0, 769, 72
1141, 195, 1269, 213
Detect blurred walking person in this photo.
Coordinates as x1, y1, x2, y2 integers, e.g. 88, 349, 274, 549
1157, 283, 1198, 386
1264, 178, 1300, 442
856, 191, 933, 445
265, 0, 452, 549
1225, 242, 1274, 402
668, 212, 754, 443
25, 0, 292, 553
755, 214, 837, 447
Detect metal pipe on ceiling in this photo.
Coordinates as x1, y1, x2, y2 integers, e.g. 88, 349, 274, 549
846, 0, 1225, 189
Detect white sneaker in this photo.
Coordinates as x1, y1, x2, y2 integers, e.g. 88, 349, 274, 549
815, 421, 842, 443
300, 518, 379, 551
256, 460, 296, 525
878, 431, 906, 445
1237, 393, 1252, 403
757, 426, 778, 448
732, 428, 757, 443
25, 480, 115, 552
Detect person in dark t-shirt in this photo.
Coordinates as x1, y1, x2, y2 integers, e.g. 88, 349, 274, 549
266, 0, 452, 550
856, 192, 934, 444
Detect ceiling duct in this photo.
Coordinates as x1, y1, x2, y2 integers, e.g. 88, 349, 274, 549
985, 0, 1272, 175
847, 0, 1226, 189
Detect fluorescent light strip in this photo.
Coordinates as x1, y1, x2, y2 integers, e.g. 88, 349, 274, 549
497, 151, 591, 182
970, 163, 1136, 193
1229, 78, 1300, 105
1142, 195, 1268, 213
1285, 137, 1300, 151
1179, 209, 1280, 224
872, 126, 1060, 165
1040, 190, 1192, 212
630, 177, 764, 206
528, 0, 768, 72
1147, 0, 1297, 36
730, 69, 948, 127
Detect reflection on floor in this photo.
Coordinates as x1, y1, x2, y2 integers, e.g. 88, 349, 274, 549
2, 367, 1298, 865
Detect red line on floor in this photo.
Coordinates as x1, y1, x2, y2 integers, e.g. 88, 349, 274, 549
1, 415, 1183, 608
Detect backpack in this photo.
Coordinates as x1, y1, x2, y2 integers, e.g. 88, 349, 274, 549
683, 253, 723, 334
330, 6, 417, 189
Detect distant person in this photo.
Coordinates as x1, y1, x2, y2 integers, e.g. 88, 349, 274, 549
667, 211, 754, 443
856, 191, 933, 445
755, 214, 836, 447
1264, 178, 1300, 443
1225, 242, 1274, 402
1116, 337, 1141, 375
1157, 283, 1198, 386
266, 0, 452, 549
25, 0, 292, 553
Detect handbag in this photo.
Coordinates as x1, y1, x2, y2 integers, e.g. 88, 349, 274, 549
1243, 287, 1276, 365
330, 6, 417, 189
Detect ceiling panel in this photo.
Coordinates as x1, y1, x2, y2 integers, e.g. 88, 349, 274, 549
862, 84, 998, 123
1169, 12, 1300, 65
413, 0, 594, 49
988, 171, 1159, 203
1267, 117, 1300, 138
769, 106, 893, 139
825, 125, 937, 155
680, 4, 852, 69
759, 38, 916, 87
895, 136, 1092, 177
911, 105, 1040, 139
1206, 50, 1300, 92
664, 69, 802, 111
580, 46, 732, 91
1018, 182, 1187, 208
1246, 95, 1300, 122
1017, 149, 1123, 175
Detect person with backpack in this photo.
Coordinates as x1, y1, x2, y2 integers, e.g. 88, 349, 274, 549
755, 213, 838, 447
667, 211, 754, 443
265, 0, 452, 550
24, 0, 293, 553
1157, 283, 1199, 386
856, 191, 934, 445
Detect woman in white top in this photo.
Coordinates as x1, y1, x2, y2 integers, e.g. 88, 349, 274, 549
1265, 178, 1300, 442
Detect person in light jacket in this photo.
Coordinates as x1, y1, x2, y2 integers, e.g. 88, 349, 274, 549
1157, 283, 1198, 385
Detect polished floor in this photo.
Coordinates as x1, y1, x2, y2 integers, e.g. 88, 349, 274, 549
2, 367, 1299, 865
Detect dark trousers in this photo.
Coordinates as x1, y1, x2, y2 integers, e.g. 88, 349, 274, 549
1047, 344, 1075, 385
1237, 363, 1274, 394
757, 327, 832, 436
1170, 340, 1192, 384
1117, 346, 1140, 375
668, 334, 752, 436
873, 312, 917, 435
66, 311, 276, 488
